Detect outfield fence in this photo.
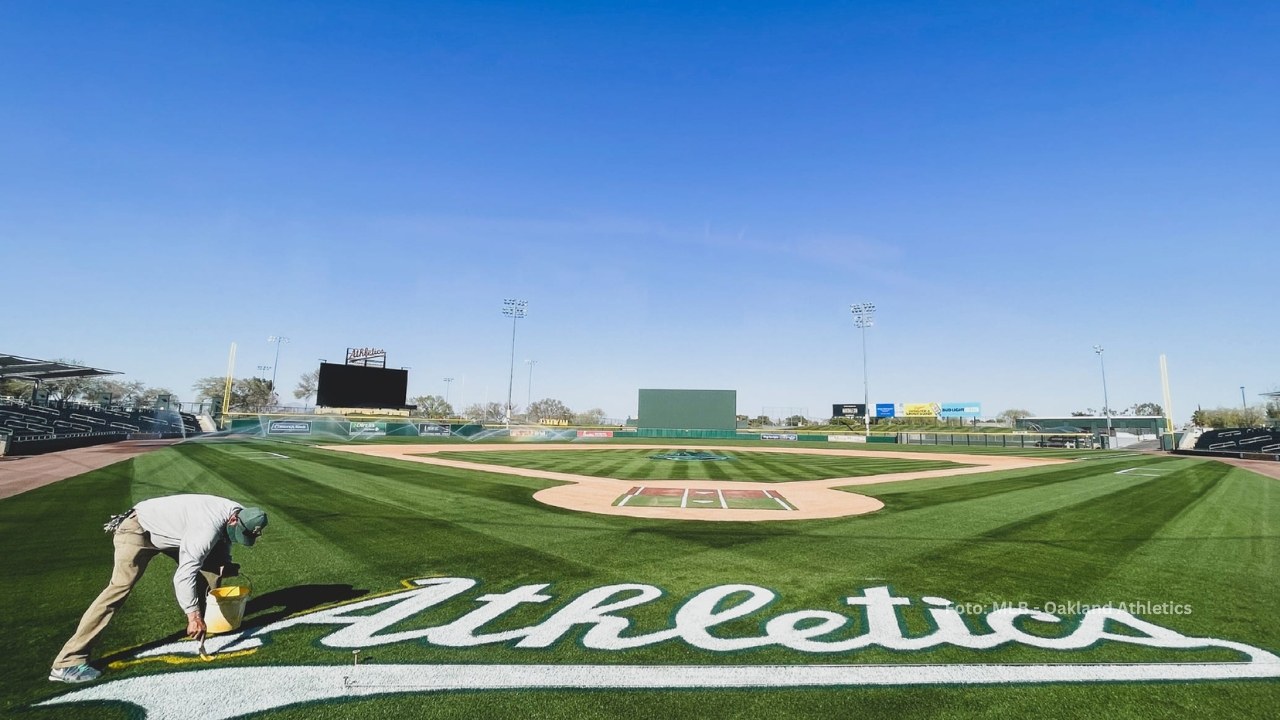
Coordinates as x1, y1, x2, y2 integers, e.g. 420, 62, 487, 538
212, 415, 1120, 452
898, 432, 1099, 449
634, 428, 740, 439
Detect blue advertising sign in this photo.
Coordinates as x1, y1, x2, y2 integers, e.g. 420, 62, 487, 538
875, 403, 897, 418
939, 403, 982, 419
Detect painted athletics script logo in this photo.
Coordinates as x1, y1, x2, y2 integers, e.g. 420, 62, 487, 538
42, 577, 1280, 719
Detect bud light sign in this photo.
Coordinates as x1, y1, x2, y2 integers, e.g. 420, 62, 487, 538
939, 403, 982, 419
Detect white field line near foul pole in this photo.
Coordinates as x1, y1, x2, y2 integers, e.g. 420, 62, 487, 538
230, 451, 290, 459
1115, 468, 1169, 477
616, 486, 645, 507
717, 489, 727, 509
765, 490, 794, 511
39, 660, 1280, 719
680, 488, 689, 508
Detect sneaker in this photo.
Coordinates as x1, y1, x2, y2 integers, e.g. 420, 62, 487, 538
49, 664, 101, 683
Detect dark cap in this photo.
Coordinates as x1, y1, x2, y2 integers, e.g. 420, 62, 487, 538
229, 507, 268, 546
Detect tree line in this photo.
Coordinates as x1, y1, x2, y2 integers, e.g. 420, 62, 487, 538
0, 359, 175, 408
406, 395, 608, 425
1191, 404, 1279, 429
188, 369, 611, 424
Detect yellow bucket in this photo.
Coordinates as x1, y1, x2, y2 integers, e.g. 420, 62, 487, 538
204, 577, 253, 634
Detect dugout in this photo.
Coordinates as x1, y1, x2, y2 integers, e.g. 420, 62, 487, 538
637, 389, 737, 438
1016, 416, 1166, 448
1016, 416, 1165, 434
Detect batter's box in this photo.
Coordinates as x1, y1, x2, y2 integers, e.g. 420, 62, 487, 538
614, 487, 794, 511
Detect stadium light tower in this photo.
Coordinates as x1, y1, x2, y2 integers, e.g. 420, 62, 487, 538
1093, 345, 1112, 441
526, 359, 538, 411
443, 377, 454, 404
502, 299, 528, 427
850, 302, 876, 436
267, 336, 290, 400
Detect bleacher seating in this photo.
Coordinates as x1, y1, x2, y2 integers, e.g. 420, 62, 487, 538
1195, 428, 1279, 454
0, 405, 55, 436
0, 398, 201, 442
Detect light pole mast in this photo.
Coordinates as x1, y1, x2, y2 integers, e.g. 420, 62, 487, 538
443, 378, 454, 404
526, 359, 537, 411
502, 299, 527, 427
851, 302, 876, 436
1093, 345, 1112, 443
268, 335, 289, 408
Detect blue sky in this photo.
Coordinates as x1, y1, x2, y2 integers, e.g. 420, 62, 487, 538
2, 1, 1276, 422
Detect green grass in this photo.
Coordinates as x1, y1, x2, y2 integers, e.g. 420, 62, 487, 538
428, 448, 969, 482
2, 439, 1277, 719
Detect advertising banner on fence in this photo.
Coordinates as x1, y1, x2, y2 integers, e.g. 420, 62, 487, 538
418, 423, 451, 436
509, 428, 579, 440
268, 420, 312, 435
875, 403, 897, 418
831, 404, 867, 418
349, 421, 386, 437
577, 430, 614, 438
940, 403, 982, 419
903, 403, 941, 417
828, 434, 867, 443
761, 433, 799, 441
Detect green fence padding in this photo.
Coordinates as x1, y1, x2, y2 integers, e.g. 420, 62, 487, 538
635, 428, 740, 439
638, 389, 736, 431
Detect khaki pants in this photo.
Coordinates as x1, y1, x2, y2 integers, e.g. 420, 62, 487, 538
52, 515, 215, 669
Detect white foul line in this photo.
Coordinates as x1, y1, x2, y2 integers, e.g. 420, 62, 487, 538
680, 488, 689, 508
716, 489, 727, 509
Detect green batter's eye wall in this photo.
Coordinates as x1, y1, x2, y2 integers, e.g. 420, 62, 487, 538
637, 389, 737, 431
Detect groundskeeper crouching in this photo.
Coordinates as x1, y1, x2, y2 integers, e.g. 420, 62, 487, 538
49, 493, 268, 683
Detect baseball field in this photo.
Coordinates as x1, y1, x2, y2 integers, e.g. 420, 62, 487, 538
2, 436, 1277, 719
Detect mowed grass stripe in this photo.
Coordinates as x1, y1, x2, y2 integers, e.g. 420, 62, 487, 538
897, 462, 1232, 601
752, 455, 814, 482
1103, 464, 1280, 650
803, 460, 1218, 582
430, 449, 967, 482
171, 443, 614, 582
856, 456, 1188, 512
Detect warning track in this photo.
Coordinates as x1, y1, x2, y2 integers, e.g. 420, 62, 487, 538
319, 444, 1069, 522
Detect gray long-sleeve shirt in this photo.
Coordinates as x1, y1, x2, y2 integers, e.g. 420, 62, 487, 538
134, 494, 239, 614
